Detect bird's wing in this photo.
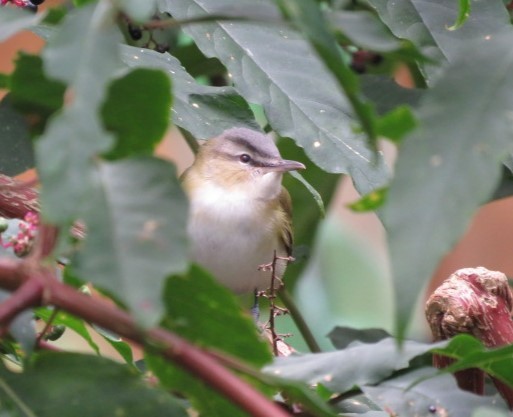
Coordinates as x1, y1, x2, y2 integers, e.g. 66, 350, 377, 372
278, 187, 294, 257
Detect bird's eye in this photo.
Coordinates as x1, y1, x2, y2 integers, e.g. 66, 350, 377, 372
239, 154, 251, 163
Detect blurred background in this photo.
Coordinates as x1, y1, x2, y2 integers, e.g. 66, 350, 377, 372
3, 0, 513, 352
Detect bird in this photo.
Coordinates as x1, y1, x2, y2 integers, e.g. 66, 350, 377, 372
181, 128, 305, 294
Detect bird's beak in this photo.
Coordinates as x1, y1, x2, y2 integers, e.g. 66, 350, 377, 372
262, 159, 306, 173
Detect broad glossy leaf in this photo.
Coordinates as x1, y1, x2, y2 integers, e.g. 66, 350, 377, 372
407, 0, 511, 62
263, 338, 443, 393
360, 75, 422, 115
362, 367, 509, 417
74, 157, 189, 326
160, 0, 389, 194
9, 54, 66, 134
367, 0, 444, 81
383, 34, 513, 336
0, 352, 187, 417
147, 265, 272, 417
101, 68, 171, 159
433, 335, 513, 387
0, 7, 45, 41
369, 0, 512, 82
277, 0, 379, 150
328, 10, 401, 52
120, 45, 259, 137
0, 96, 34, 176
36, 3, 122, 223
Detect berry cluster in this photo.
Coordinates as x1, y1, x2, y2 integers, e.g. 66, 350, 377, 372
0, 212, 39, 257
0, 0, 44, 12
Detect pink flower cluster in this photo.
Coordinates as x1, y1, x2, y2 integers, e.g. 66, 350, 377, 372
1, 212, 39, 257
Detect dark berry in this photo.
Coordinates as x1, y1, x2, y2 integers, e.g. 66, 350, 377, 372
128, 24, 142, 40
30, 0, 45, 5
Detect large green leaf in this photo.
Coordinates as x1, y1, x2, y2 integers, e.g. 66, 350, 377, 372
120, 45, 259, 138
276, 0, 379, 150
101, 68, 172, 159
328, 10, 401, 53
362, 367, 509, 417
160, 0, 388, 194
0, 352, 187, 417
35, 2, 122, 223
147, 265, 272, 417
383, 33, 513, 336
433, 334, 513, 388
263, 338, 442, 393
369, 0, 512, 82
73, 157, 189, 326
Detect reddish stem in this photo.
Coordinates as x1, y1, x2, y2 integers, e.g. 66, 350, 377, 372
0, 174, 39, 219
0, 259, 292, 417
426, 267, 513, 408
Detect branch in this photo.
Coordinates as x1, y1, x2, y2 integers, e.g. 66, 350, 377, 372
0, 259, 292, 417
0, 174, 39, 219
426, 267, 513, 408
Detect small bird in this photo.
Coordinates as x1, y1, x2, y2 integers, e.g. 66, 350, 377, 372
181, 128, 305, 293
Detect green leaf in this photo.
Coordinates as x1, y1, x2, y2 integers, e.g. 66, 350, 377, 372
361, 75, 422, 115
120, 46, 259, 137
161, 0, 388, 194
35, 3, 122, 223
375, 105, 417, 143
9, 54, 66, 129
348, 187, 387, 212
448, 0, 471, 31
433, 334, 513, 387
0, 352, 188, 417
0, 7, 45, 42
263, 338, 443, 393
362, 367, 509, 416
276, 0, 380, 151
328, 10, 401, 53
288, 171, 325, 218
101, 68, 171, 159
383, 33, 513, 337
369, 0, 512, 81
35, 307, 100, 355
74, 157, 189, 326
0, 96, 34, 176
146, 264, 272, 417
328, 326, 390, 349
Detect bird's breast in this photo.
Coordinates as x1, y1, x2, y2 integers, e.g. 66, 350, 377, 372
186, 184, 286, 293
